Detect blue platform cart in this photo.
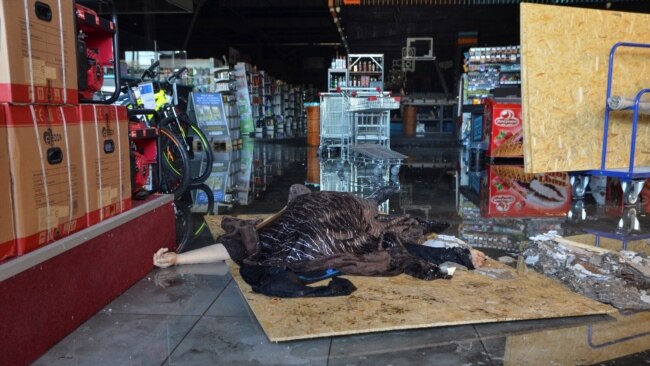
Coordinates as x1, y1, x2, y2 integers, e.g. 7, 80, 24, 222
571, 42, 650, 205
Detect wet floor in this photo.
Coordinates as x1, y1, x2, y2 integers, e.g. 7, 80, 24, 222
35, 137, 650, 365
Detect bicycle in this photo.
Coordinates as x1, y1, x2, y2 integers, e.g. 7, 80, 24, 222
144, 64, 214, 186
175, 183, 215, 252
119, 61, 191, 199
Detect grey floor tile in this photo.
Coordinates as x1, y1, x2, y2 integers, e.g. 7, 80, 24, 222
33, 313, 199, 366
205, 281, 253, 317
165, 316, 330, 366
330, 325, 479, 355
328, 329, 489, 366
104, 268, 229, 316
479, 336, 507, 366
328, 325, 490, 366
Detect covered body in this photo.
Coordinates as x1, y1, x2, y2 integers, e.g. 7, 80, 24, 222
219, 185, 472, 283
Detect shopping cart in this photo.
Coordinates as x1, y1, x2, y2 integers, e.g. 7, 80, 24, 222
347, 91, 400, 148
319, 92, 352, 158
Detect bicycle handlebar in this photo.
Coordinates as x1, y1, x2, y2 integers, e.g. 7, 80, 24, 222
167, 67, 187, 84
119, 61, 187, 107
141, 60, 160, 80
120, 60, 159, 94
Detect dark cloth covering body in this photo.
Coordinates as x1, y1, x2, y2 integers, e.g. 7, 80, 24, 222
218, 186, 472, 297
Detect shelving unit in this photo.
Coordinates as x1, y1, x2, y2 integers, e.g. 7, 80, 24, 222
233, 62, 304, 140
403, 97, 457, 136
232, 62, 255, 135
294, 86, 306, 136
271, 80, 284, 137
458, 45, 521, 149
250, 70, 263, 137
462, 46, 521, 104
214, 66, 240, 142
347, 54, 384, 90
328, 68, 348, 92
282, 84, 293, 136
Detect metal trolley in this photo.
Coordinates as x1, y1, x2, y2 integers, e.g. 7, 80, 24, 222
318, 89, 405, 207
319, 89, 401, 158
571, 42, 650, 205
347, 91, 400, 148
319, 92, 352, 158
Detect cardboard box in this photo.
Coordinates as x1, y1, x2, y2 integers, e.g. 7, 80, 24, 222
0, 0, 77, 104
78, 104, 132, 227
481, 164, 571, 218
3, 104, 86, 254
484, 98, 523, 158
0, 113, 16, 262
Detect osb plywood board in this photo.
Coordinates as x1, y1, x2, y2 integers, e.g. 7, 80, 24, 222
504, 310, 650, 365
520, 3, 650, 173
228, 258, 615, 342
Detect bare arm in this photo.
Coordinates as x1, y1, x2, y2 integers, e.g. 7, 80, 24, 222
153, 243, 230, 268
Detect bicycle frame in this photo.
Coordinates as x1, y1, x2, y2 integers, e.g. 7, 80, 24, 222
120, 61, 190, 197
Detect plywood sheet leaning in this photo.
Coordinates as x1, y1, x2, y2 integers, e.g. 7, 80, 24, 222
228, 258, 615, 342
520, 3, 650, 173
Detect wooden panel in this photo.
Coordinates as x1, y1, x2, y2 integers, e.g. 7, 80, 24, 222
520, 3, 650, 173
228, 259, 615, 342
206, 214, 614, 342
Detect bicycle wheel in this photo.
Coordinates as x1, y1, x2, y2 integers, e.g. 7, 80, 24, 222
173, 201, 192, 253
157, 126, 191, 199
175, 184, 215, 253
162, 114, 213, 185
182, 183, 215, 215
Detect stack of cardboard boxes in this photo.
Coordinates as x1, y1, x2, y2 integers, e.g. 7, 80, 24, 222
0, 0, 131, 262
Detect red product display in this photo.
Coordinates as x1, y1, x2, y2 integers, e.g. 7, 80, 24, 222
484, 97, 523, 158
481, 164, 571, 218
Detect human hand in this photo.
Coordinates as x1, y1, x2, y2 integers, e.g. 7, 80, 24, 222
471, 249, 487, 268
153, 248, 178, 268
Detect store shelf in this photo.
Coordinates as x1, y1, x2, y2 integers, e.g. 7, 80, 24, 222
462, 104, 486, 113
347, 53, 384, 90
349, 71, 383, 75
403, 98, 457, 135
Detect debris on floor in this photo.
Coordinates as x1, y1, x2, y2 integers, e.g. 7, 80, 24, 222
523, 231, 650, 310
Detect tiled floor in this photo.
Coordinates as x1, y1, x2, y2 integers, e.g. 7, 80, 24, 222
35, 139, 650, 365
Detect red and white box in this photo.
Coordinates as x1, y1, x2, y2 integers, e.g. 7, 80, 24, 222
2, 104, 87, 255
484, 98, 523, 158
78, 104, 132, 227
481, 164, 571, 218
0, 0, 78, 104
0, 112, 16, 262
